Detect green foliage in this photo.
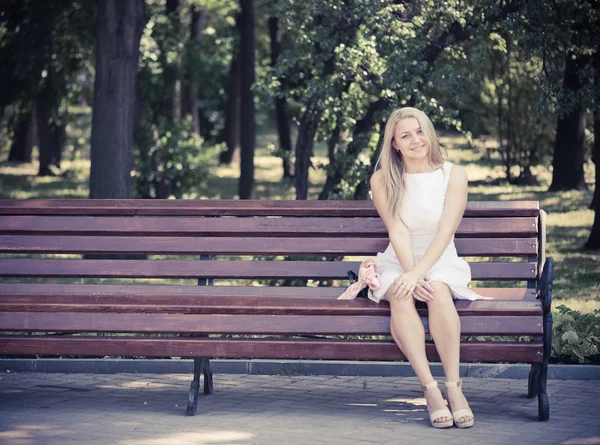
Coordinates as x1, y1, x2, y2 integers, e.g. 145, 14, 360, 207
265, 0, 527, 197
552, 305, 600, 364
133, 117, 218, 199
478, 34, 555, 183
0, 0, 96, 111
516, 0, 600, 116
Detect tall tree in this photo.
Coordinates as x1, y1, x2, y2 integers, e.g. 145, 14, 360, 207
269, 15, 292, 179
238, 0, 256, 199
549, 56, 588, 191
585, 49, 600, 249
181, 5, 206, 135
220, 50, 241, 165
518, 0, 599, 191
0, 0, 95, 175
272, 0, 523, 200
89, 0, 145, 199
7, 107, 36, 163
160, 0, 180, 124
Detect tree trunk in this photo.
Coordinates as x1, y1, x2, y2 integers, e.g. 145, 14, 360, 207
238, 0, 256, 199
269, 16, 292, 179
220, 51, 241, 165
585, 51, 600, 249
294, 109, 322, 200
89, 0, 144, 199
161, 0, 180, 125
549, 55, 588, 191
8, 106, 36, 163
354, 125, 385, 200
36, 90, 63, 176
181, 6, 205, 135
585, 110, 600, 249
319, 98, 389, 200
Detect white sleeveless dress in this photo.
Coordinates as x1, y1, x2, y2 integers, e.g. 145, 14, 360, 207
371, 162, 486, 303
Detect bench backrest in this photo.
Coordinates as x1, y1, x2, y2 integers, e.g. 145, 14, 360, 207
0, 199, 545, 287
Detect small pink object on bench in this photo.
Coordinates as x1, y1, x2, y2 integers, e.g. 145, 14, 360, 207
338, 259, 381, 300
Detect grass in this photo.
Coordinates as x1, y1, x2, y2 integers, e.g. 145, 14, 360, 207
0, 130, 598, 314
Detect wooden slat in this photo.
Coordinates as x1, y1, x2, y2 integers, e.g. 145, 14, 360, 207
0, 282, 539, 300
0, 259, 538, 280
0, 215, 538, 237
0, 336, 544, 363
0, 235, 538, 256
0, 297, 542, 316
0, 199, 541, 217
0, 312, 543, 335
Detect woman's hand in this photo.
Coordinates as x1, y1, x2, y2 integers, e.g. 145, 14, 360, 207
390, 271, 421, 300
413, 276, 435, 302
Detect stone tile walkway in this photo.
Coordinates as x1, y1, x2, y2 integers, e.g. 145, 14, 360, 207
1, 372, 599, 445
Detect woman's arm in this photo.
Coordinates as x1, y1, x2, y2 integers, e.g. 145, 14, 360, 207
370, 171, 415, 273
409, 165, 468, 280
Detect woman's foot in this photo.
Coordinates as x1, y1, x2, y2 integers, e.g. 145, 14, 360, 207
445, 380, 474, 428
421, 381, 453, 428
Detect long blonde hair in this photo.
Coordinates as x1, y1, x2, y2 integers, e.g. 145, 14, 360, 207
374, 107, 444, 219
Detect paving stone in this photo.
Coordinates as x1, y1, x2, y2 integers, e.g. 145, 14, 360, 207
1, 373, 599, 444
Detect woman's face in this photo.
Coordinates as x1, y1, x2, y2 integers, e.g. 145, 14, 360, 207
393, 117, 430, 161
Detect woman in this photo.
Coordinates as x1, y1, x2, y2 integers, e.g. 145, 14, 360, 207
370, 107, 480, 429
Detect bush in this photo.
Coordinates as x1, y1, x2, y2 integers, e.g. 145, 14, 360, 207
132, 118, 219, 199
551, 305, 600, 364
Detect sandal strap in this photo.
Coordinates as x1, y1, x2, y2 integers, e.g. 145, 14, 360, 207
452, 408, 473, 422
430, 408, 452, 423
420, 380, 438, 392
445, 379, 463, 388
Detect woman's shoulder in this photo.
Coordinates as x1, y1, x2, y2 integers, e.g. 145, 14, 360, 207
370, 170, 384, 188
446, 163, 468, 186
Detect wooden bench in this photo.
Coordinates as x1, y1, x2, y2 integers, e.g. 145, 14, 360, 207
0, 199, 553, 420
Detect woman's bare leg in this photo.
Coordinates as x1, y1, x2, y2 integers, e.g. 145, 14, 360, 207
385, 290, 451, 424
426, 281, 473, 423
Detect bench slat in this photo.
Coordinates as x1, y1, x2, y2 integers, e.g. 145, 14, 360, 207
0, 282, 539, 300
0, 216, 538, 237
0, 259, 538, 280
0, 336, 544, 363
0, 199, 541, 217
0, 235, 538, 256
0, 298, 542, 316
0, 312, 543, 335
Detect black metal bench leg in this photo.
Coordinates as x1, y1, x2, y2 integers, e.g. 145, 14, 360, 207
528, 363, 540, 398
186, 357, 213, 416
536, 257, 554, 421
186, 358, 203, 416
537, 360, 549, 421
202, 357, 213, 395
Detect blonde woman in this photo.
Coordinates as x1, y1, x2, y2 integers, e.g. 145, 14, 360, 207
370, 107, 481, 429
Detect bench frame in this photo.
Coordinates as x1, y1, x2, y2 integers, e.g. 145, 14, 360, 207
0, 199, 553, 420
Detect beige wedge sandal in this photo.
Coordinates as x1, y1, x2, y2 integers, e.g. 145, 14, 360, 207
445, 380, 475, 428
420, 381, 454, 429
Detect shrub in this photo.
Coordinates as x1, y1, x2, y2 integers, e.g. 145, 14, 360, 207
551, 305, 600, 364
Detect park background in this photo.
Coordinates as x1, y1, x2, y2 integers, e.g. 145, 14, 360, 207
0, 0, 598, 363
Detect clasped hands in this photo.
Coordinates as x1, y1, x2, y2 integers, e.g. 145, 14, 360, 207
390, 271, 434, 302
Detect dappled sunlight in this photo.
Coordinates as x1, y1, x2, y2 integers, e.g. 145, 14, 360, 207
345, 403, 377, 407
0, 423, 75, 443
101, 380, 173, 390
562, 438, 600, 445
118, 430, 255, 445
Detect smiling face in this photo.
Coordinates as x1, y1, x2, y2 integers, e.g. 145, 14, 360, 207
392, 117, 431, 162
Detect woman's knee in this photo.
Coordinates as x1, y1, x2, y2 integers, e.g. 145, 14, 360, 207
385, 292, 416, 313
426, 281, 455, 309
